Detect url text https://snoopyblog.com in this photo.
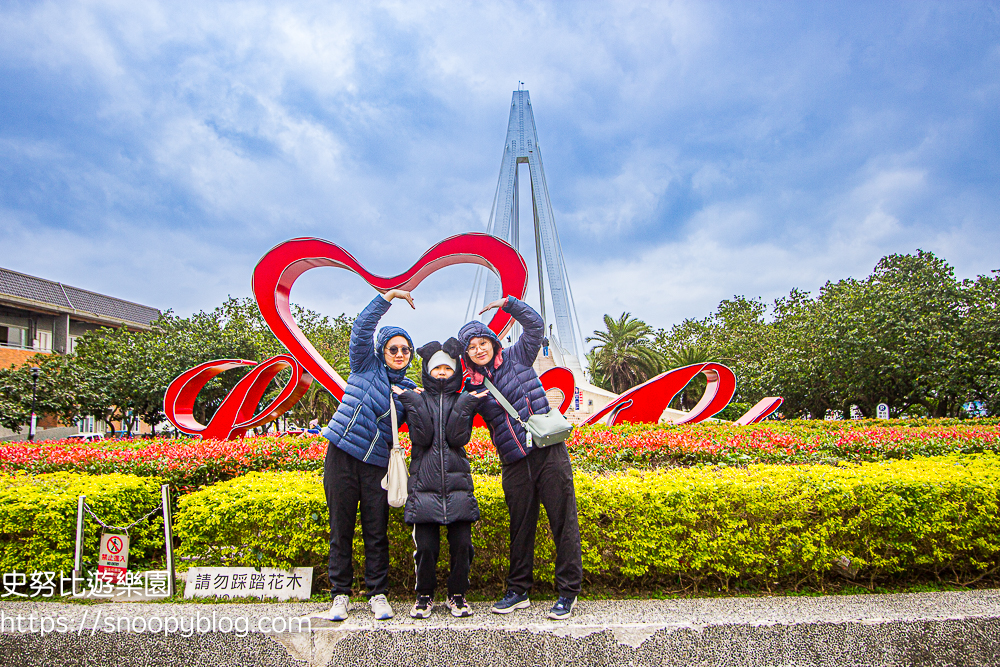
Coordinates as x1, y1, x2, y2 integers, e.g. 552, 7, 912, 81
2, 610, 312, 637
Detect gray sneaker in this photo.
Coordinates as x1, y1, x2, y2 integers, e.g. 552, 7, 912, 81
410, 595, 434, 619
328, 594, 350, 621
370, 593, 394, 620
446, 594, 473, 618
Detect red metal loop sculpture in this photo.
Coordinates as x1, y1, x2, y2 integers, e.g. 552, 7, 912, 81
251, 233, 528, 400
584, 363, 737, 427
539, 366, 575, 414
163, 234, 782, 440
164, 355, 311, 439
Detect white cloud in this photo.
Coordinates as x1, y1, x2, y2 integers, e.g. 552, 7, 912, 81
0, 0, 997, 350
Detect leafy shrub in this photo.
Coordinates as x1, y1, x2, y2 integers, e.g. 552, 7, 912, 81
173, 455, 1000, 593
173, 471, 328, 570
172, 472, 518, 592
0, 473, 166, 575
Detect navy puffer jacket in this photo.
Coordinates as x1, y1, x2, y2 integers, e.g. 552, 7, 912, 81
398, 338, 481, 525
321, 295, 416, 467
458, 296, 550, 465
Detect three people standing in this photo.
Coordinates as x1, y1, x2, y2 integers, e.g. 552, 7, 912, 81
322, 290, 582, 620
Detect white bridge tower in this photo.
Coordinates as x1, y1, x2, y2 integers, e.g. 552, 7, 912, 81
465, 89, 587, 381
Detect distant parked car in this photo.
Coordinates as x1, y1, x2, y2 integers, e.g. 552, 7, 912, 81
65, 433, 104, 443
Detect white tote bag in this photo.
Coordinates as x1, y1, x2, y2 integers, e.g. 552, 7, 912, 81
381, 393, 408, 507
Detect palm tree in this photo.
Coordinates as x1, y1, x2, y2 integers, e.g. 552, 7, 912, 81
586, 313, 665, 394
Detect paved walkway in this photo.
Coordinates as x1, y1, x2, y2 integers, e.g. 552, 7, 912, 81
3, 590, 1000, 665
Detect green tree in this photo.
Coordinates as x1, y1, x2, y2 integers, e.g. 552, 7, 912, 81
768, 251, 969, 418
154, 297, 355, 428
70, 297, 356, 434
73, 327, 171, 436
768, 288, 838, 418
0, 365, 31, 432
654, 296, 774, 406
0, 353, 102, 433
586, 313, 664, 394
963, 271, 1000, 415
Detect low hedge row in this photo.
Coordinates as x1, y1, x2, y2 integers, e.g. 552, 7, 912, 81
173, 454, 1000, 593
0, 473, 165, 575
6, 454, 1000, 594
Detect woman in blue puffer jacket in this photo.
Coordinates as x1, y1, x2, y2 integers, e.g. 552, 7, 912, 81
322, 289, 416, 622
458, 295, 583, 620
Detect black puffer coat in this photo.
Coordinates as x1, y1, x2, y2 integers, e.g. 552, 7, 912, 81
457, 296, 550, 465
397, 339, 481, 525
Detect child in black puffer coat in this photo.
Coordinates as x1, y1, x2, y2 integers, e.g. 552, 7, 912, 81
393, 337, 485, 618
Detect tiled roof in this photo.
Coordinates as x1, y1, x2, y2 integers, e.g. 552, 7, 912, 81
0, 267, 161, 326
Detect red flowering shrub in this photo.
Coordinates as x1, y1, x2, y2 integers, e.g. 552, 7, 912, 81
563, 421, 1000, 472
2, 419, 997, 486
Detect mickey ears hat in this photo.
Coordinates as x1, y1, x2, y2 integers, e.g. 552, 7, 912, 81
417, 337, 463, 371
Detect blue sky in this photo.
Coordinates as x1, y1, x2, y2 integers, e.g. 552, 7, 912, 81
1, 1, 998, 347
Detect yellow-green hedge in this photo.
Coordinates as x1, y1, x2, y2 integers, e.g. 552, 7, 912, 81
173, 455, 1000, 592
0, 472, 165, 575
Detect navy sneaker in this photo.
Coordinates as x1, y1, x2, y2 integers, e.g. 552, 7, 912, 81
548, 596, 577, 620
491, 590, 530, 614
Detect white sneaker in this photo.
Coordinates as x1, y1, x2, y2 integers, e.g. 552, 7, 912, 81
328, 594, 350, 621
370, 593, 394, 620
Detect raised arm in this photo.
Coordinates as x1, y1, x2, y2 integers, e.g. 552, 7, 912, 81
348, 295, 390, 371
348, 290, 415, 371
484, 296, 543, 367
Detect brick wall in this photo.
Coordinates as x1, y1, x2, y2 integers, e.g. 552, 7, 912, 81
0, 347, 48, 369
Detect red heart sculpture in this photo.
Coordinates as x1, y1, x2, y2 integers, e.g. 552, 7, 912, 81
252, 233, 529, 401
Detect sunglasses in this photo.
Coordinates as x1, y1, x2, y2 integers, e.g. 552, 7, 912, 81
387, 345, 411, 356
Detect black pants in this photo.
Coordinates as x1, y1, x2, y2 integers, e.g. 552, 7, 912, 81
412, 521, 474, 596
324, 444, 390, 598
501, 442, 583, 598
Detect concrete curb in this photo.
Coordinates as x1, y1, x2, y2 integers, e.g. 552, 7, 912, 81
2, 590, 1000, 666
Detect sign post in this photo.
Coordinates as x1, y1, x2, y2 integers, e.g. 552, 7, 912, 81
98, 534, 130, 584
161, 483, 176, 597
73, 495, 85, 596
877, 403, 890, 420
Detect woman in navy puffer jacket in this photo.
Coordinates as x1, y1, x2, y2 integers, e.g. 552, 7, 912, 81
458, 296, 583, 620
322, 290, 417, 622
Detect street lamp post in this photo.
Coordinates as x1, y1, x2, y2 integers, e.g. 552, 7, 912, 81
28, 366, 40, 442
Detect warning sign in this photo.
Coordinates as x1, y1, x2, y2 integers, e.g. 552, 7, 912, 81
98, 533, 130, 584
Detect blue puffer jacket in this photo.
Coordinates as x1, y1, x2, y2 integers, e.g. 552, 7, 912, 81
322, 295, 416, 467
458, 296, 550, 465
